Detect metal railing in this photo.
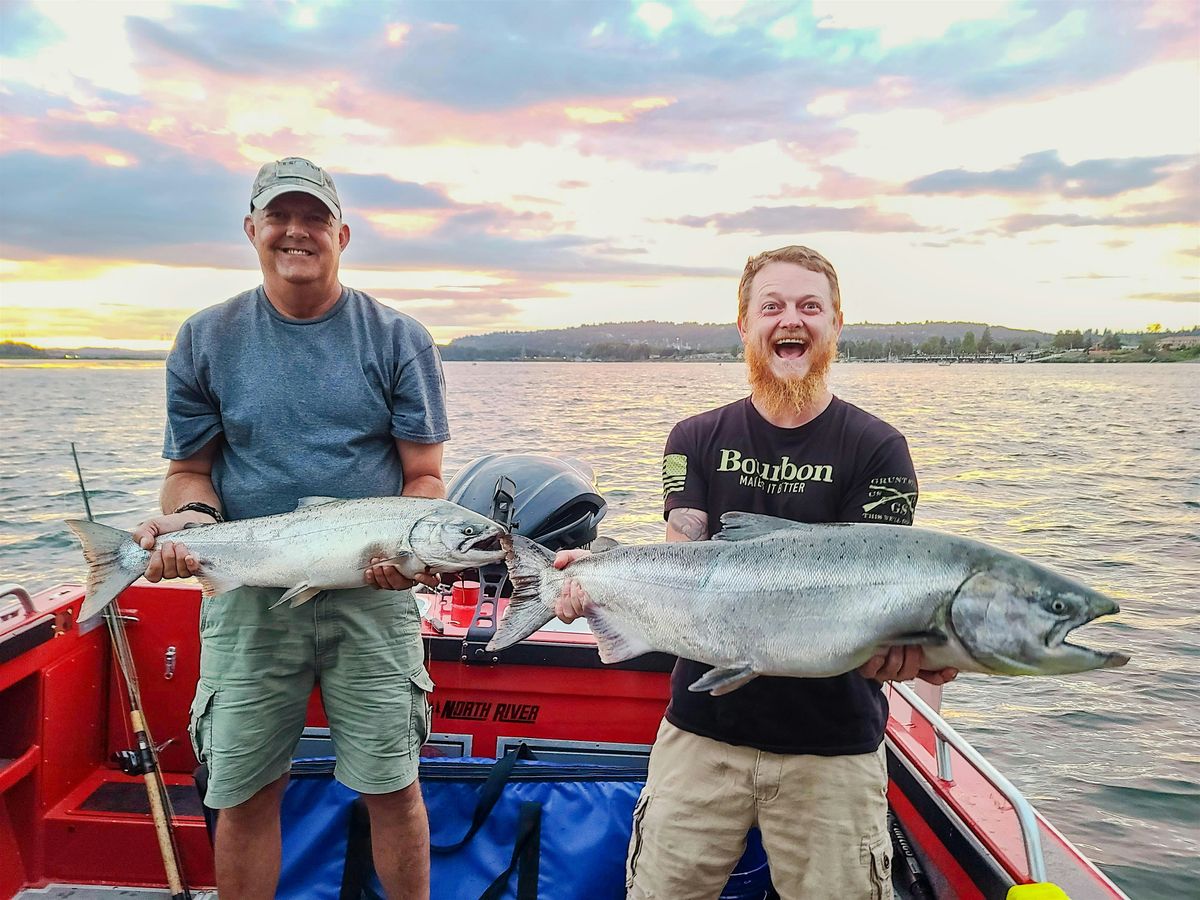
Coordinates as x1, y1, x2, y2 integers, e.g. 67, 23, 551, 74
0, 583, 35, 616
891, 682, 1048, 884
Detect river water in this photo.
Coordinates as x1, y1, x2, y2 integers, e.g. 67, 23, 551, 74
0, 359, 1196, 897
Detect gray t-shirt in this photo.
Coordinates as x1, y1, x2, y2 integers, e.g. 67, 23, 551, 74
163, 286, 449, 521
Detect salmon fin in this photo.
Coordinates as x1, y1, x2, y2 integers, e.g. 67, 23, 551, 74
687, 665, 759, 696
288, 587, 323, 607
589, 611, 654, 664
195, 571, 240, 599
296, 496, 338, 509
878, 630, 948, 647
714, 512, 814, 542
66, 519, 149, 620
270, 583, 321, 609
486, 534, 557, 651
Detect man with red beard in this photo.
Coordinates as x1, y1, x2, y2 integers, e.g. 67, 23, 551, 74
556, 245, 957, 899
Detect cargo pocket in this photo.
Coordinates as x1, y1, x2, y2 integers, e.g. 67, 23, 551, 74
867, 833, 893, 900
626, 789, 653, 890
188, 683, 217, 767
408, 666, 435, 749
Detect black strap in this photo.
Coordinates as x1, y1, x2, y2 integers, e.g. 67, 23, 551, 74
430, 744, 535, 854
192, 765, 218, 847
340, 797, 383, 900
479, 800, 542, 900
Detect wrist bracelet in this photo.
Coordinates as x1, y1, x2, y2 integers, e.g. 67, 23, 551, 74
174, 501, 224, 523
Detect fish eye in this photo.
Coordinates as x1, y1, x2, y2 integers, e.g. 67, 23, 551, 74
463, 526, 476, 536
1051, 599, 1067, 614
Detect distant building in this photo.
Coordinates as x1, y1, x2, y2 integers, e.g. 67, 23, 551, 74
1157, 336, 1200, 350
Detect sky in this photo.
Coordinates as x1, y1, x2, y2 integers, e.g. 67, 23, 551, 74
1, 0, 1197, 350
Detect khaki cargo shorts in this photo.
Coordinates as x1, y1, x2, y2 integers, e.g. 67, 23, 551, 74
627, 720, 893, 900
189, 585, 433, 809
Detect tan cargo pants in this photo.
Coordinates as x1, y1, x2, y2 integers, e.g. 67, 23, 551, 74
626, 720, 893, 900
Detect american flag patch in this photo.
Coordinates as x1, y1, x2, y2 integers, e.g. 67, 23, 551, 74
662, 453, 687, 497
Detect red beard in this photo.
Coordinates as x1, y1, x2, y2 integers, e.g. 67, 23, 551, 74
745, 332, 838, 418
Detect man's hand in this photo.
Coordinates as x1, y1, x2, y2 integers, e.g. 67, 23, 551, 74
552, 549, 592, 623
858, 646, 959, 685
132, 511, 214, 582
364, 558, 439, 592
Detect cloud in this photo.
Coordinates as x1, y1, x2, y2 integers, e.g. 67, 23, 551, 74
0, 149, 244, 260
0, 146, 731, 282
124, 4, 816, 110
670, 205, 928, 235
998, 194, 1199, 233
337, 174, 454, 211
1127, 291, 1200, 304
908, 150, 1191, 198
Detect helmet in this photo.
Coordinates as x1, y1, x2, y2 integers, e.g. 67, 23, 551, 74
447, 453, 607, 551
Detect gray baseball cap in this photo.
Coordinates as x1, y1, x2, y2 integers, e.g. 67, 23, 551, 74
250, 157, 341, 218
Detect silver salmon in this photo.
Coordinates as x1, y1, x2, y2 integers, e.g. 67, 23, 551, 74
487, 512, 1130, 694
67, 496, 507, 620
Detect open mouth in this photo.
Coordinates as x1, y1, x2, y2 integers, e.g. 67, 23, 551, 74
461, 533, 503, 554
773, 338, 809, 360
280, 248, 313, 256
1048, 609, 1130, 668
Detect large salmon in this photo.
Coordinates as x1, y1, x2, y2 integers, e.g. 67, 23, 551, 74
67, 496, 507, 619
488, 512, 1130, 694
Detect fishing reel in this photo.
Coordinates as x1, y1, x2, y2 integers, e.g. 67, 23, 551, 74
113, 743, 156, 776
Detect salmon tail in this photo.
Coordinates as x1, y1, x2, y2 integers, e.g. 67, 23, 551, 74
65, 519, 149, 620
487, 534, 558, 651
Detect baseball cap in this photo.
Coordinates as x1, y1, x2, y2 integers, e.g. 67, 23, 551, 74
250, 157, 342, 218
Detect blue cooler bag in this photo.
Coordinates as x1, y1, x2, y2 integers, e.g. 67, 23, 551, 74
199, 745, 773, 899
423, 746, 647, 899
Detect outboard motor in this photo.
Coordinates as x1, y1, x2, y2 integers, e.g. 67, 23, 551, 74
447, 453, 607, 551
444, 454, 608, 661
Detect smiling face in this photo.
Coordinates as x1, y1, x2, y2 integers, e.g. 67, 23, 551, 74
243, 192, 349, 301
739, 261, 844, 419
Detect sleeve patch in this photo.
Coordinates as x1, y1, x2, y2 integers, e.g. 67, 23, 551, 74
662, 453, 688, 497
861, 476, 918, 524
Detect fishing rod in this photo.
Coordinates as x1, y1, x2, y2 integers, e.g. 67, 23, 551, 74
71, 442, 192, 900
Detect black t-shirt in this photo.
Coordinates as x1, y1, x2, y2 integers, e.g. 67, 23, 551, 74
662, 395, 918, 755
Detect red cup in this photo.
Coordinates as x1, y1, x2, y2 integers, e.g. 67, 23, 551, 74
449, 580, 480, 627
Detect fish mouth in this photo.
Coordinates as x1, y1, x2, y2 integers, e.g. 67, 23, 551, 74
458, 531, 505, 558
1047, 602, 1130, 670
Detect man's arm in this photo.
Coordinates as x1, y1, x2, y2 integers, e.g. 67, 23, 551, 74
131, 436, 222, 581
395, 439, 446, 500
365, 439, 447, 591
553, 505, 711, 623
666, 507, 709, 543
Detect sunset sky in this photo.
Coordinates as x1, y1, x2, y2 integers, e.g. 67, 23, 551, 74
1, 0, 1197, 350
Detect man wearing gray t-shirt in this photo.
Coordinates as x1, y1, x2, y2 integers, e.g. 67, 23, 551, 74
131, 157, 446, 899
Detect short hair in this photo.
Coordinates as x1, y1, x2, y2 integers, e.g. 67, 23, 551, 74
737, 245, 841, 325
